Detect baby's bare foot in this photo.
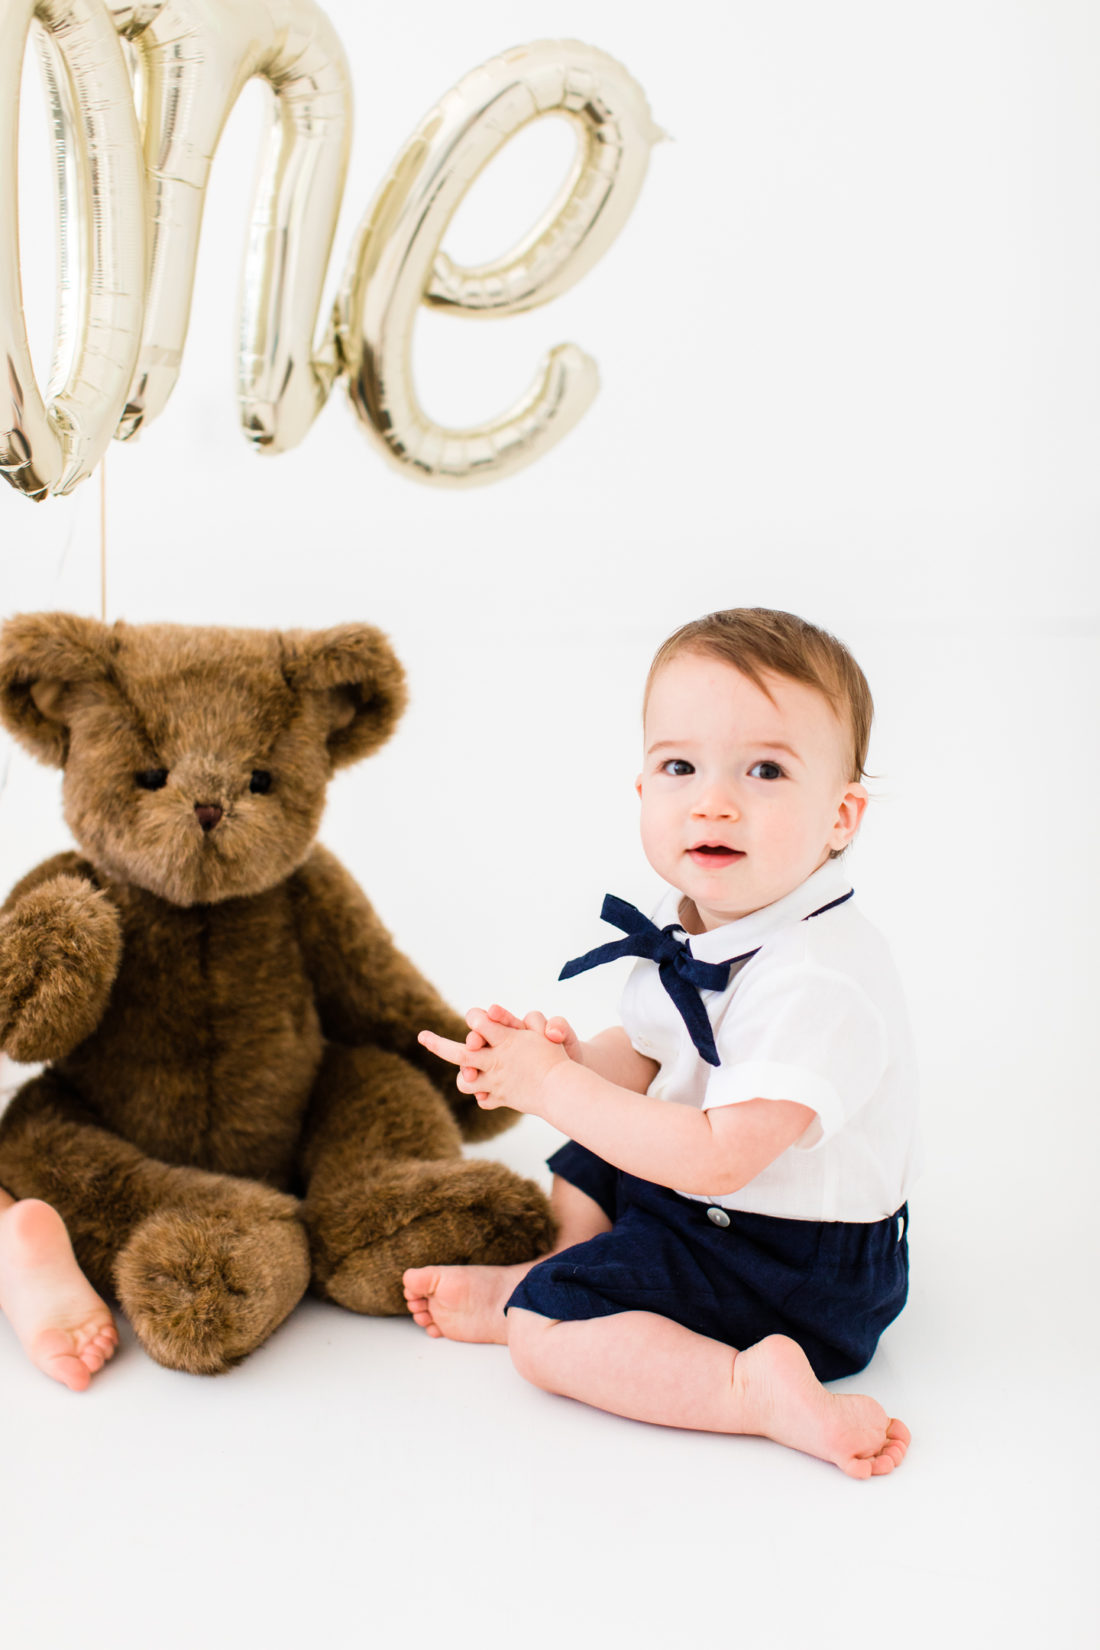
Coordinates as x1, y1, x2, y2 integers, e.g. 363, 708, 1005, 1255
732, 1334, 910, 1478
0, 1199, 118, 1392
402, 1262, 534, 1344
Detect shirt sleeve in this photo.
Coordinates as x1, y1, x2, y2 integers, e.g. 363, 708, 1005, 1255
619, 956, 674, 1065
702, 961, 889, 1151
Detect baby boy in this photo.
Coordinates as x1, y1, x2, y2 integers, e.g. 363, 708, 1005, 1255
406, 607, 918, 1477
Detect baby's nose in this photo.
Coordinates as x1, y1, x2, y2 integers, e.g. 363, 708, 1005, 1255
693, 786, 738, 817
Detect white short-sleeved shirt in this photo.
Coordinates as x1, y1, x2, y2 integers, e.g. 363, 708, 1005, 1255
621, 859, 921, 1223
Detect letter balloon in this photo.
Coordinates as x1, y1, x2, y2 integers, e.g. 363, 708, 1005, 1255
0, 0, 145, 501
335, 39, 660, 484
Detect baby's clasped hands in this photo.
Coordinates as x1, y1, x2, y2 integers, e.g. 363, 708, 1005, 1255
418, 1004, 577, 1113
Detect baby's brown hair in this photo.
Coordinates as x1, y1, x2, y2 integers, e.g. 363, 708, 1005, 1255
644, 607, 873, 784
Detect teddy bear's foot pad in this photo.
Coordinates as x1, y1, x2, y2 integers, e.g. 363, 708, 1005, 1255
317, 1159, 555, 1316
114, 1204, 310, 1374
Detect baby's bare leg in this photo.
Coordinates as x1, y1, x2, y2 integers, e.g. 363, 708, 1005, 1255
507, 1307, 909, 1479
402, 1176, 610, 1344
0, 1189, 118, 1392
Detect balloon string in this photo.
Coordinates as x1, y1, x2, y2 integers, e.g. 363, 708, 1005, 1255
99, 455, 107, 621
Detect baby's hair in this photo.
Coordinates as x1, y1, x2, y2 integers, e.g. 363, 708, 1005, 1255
644, 607, 873, 784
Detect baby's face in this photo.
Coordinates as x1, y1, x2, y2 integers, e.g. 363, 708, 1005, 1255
637, 653, 867, 930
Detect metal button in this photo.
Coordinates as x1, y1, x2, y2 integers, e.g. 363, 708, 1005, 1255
707, 1206, 730, 1228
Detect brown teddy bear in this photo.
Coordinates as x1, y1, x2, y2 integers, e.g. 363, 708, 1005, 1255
0, 613, 554, 1373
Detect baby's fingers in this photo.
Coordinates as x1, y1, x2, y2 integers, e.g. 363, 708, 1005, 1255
467, 1007, 510, 1044
523, 1011, 548, 1035
545, 1016, 576, 1046
487, 1003, 525, 1030
420, 1029, 482, 1068
457, 1069, 499, 1108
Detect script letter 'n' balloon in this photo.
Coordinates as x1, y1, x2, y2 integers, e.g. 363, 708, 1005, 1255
335, 40, 661, 485
0, 0, 145, 501
112, 0, 353, 452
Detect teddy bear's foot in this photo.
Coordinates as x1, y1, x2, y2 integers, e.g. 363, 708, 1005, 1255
309, 1158, 555, 1316
114, 1195, 310, 1374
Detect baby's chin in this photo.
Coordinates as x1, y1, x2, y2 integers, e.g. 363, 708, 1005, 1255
677, 867, 813, 931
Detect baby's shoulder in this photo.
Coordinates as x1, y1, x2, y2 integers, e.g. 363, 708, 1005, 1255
756, 903, 898, 996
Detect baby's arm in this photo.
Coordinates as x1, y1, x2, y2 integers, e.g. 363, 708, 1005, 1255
420, 1011, 814, 1196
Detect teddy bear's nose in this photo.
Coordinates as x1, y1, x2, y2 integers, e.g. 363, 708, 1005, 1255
194, 804, 223, 833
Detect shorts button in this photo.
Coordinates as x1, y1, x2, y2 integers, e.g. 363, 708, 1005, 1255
707, 1206, 731, 1228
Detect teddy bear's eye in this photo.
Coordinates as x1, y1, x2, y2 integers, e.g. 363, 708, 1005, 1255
135, 768, 169, 791
249, 770, 273, 794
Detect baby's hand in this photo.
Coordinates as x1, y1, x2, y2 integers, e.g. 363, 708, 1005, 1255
418, 1009, 568, 1115
457, 1005, 584, 1102
462, 1005, 525, 1102
518, 1010, 582, 1063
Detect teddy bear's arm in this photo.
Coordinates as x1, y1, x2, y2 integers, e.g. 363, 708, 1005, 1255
0, 852, 123, 1062
289, 845, 477, 1081
290, 846, 523, 1141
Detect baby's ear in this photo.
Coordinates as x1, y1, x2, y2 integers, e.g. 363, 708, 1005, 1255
0, 612, 117, 768
281, 624, 408, 768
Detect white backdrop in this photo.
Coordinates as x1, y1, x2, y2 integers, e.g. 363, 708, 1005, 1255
0, 3, 1097, 1646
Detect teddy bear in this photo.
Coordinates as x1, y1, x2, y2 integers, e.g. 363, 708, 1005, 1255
0, 613, 554, 1373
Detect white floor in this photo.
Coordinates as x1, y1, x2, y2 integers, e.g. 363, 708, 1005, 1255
0, 1099, 1094, 1650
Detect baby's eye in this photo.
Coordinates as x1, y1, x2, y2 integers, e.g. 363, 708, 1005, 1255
134, 768, 169, 791
749, 760, 785, 781
249, 770, 273, 794
659, 759, 695, 777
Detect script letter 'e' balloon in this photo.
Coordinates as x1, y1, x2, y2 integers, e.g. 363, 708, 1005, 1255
0, 0, 145, 501
335, 39, 661, 485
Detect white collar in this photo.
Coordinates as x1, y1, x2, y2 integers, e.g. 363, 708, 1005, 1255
653, 858, 854, 964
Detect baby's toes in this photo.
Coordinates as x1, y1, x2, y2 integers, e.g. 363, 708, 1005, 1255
402, 1266, 436, 1299
55, 1355, 93, 1393
35, 1329, 93, 1392
78, 1318, 118, 1361
79, 1338, 111, 1374
877, 1421, 910, 1470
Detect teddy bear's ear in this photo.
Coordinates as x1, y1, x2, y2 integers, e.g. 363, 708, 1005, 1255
0, 612, 117, 768
281, 624, 408, 768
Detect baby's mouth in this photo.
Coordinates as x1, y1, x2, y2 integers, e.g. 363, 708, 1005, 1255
687, 843, 744, 866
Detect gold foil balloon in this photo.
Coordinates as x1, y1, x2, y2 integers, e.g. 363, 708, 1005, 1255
335, 40, 661, 484
0, 0, 145, 501
110, 0, 353, 451
1, 12, 657, 500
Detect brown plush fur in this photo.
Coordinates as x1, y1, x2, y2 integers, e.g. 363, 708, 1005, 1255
0, 615, 554, 1373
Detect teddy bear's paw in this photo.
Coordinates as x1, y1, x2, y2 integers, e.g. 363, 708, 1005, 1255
0, 877, 122, 1062
310, 1158, 555, 1316
114, 1203, 310, 1374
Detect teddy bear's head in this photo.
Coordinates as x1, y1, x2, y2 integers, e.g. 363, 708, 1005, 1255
0, 614, 407, 906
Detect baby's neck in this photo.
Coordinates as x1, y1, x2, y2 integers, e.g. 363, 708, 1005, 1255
676, 897, 709, 935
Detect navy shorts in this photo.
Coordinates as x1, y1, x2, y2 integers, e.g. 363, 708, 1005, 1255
506, 1141, 909, 1382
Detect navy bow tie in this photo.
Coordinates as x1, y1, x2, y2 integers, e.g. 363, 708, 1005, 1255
559, 889, 854, 1067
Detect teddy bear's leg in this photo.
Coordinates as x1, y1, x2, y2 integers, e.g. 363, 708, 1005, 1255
0, 1072, 310, 1374
300, 1044, 556, 1315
